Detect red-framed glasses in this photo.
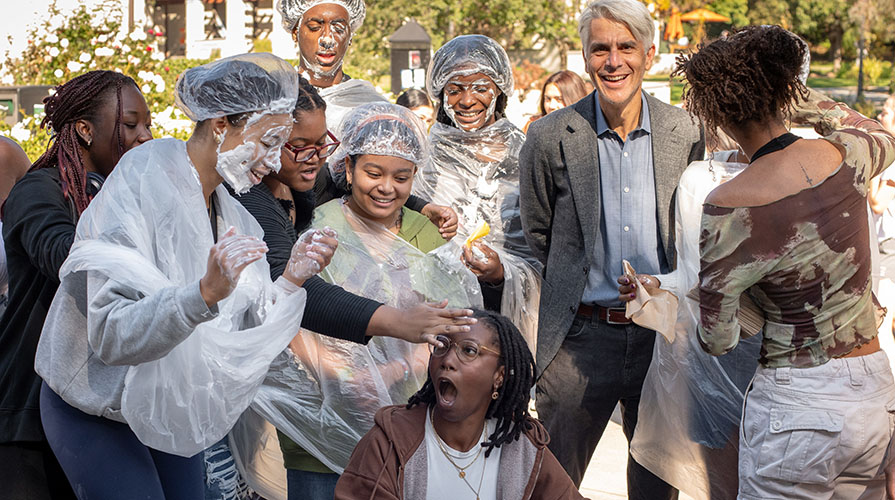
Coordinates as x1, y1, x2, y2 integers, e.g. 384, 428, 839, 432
282, 131, 340, 163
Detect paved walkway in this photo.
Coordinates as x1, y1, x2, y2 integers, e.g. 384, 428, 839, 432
578, 417, 696, 500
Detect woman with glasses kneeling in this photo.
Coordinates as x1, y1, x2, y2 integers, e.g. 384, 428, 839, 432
335, 309, 585, 500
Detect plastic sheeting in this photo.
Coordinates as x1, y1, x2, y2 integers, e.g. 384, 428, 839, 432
175, 53, 299, 122
413, 119, 539, 352
251, 199, 483, 473
58, 138, 307, 457
276, 0, 366, 33
426, 35, 514, 106
316, 78, 388, 132
629, 154, 762, 500
328, 102, 430, 189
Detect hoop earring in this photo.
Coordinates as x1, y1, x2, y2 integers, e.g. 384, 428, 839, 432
491, 390, 499, 400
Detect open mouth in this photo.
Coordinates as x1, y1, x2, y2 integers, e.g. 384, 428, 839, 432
316, 52, 337, 66
299, 165, 319, 182
437, 377, 458, 407
454, 109, 484, 125
370, 195, 395, 208
600, 74, 629, 86
249, 166, 270, 184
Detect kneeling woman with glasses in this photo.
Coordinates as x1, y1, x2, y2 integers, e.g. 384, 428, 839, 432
335, 309, 585, 500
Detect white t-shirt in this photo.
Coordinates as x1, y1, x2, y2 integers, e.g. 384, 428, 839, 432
425, 409, 501, 500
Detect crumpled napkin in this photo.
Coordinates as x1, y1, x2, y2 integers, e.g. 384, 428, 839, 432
623, 260, 679, 343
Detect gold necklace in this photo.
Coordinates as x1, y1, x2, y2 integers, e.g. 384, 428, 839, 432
431, 409, 485, 479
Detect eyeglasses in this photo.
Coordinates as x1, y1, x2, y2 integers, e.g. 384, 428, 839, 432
429, 334, 501, 364
282, 131, 340, 163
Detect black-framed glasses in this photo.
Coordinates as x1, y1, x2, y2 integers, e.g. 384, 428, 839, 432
282, 130, 340, 163
429, 334, 501, 364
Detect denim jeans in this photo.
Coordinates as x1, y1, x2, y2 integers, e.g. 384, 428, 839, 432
204, 438, 261, 500
287, 469, 339, 500
536, 314, 678, 500
739, 350, 895, 500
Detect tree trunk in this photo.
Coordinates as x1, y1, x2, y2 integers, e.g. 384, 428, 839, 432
830, 26, 844, 74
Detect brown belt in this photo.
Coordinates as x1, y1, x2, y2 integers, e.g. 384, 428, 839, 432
577, 303, 632, 324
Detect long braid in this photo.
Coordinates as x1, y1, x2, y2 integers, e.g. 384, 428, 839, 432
30, 70, 136, 214
407, 309, 536, 458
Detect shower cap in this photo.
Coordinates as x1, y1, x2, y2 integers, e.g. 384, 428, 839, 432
277, 0, 366, 34
175, 53, 299, 122
426, 35, 514, 104
328, 102, 429, 187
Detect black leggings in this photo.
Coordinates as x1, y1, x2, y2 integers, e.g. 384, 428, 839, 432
40, 382, 204, 499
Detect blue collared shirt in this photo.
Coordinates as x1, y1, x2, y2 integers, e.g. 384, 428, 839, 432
582, 92, 669, 306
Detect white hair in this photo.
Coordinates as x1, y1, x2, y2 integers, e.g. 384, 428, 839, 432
578, 0, 654, 55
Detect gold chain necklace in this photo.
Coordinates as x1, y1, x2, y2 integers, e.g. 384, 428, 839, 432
430, 408, 485, 479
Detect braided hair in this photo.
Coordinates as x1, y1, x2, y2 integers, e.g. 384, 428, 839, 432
408, 309, 536, 457
673, 25, 808, 145
294, 75, 326, 119
31, 70, 137, 215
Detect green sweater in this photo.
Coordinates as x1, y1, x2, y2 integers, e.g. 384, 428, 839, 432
279, 206, 445, 473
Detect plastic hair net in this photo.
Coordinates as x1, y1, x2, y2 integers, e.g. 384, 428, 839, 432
413, 119, 540, 354
250, 199, 483, 473
276, 0, 366, 33
318, 79, 389, 132
51, 138, 307, 457
175, 53, 299, 122
327, 102, 430, 189
628, 154, 761, 500
426, 35, 514, 107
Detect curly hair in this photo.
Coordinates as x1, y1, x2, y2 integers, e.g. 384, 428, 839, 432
30, 70, 137, 215
673, 25, 809, 141
407, 309, 536, 458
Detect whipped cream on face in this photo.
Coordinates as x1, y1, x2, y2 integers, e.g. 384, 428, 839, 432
443, 78, 497, 132
215, 114, 291, 194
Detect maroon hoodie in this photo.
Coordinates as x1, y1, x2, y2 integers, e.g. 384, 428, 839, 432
334, 404, 587, 500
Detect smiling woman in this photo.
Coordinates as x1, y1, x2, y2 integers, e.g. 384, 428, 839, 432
32, 53, 345, 500
414, 34, 541, 353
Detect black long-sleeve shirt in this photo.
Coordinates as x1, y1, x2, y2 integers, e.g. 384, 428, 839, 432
0, 168, 74, 442
233, 183, 380, 344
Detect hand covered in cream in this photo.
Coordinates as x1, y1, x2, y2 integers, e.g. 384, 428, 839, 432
200, 226, 269, 307
284, 227, 339, 286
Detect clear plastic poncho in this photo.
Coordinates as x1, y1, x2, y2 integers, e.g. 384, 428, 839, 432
426, 35, 515, 108
629, 154, 761, 500
276, 0, 366, 33
413, 118, 540, 353
327, 101, 429, 188
251, 199, 483, 474
175, 53, 299, 122
56, 138, 307, 457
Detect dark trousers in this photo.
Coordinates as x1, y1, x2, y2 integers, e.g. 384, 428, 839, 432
0, 440, 75, 500
536, 314, 678, 500
40, 382, 204, 500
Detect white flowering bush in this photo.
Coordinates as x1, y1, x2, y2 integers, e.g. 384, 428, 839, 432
0, 0, 207, 159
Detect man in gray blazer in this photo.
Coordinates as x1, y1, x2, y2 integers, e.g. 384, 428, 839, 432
520, 0, 704, 497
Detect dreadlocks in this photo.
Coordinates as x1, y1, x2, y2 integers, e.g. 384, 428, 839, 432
30, 70, 137, 215
407, 309, 536, 458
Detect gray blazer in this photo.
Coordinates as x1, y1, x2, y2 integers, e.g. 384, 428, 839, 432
520, 91, 705, 373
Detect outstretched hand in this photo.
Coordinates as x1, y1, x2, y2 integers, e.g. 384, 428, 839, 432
369, 300, 477, 347
200, 227, 268, 307
284, 227, 339, 286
